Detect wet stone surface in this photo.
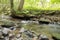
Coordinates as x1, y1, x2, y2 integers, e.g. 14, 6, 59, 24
0, 14, 60, 40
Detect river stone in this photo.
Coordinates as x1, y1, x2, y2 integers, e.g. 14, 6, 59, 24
1, 21, 15, 28
39, 18, 51, 22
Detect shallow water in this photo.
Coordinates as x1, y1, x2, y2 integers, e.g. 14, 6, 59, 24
0, 14, 60, 39
20, 20, 60, 39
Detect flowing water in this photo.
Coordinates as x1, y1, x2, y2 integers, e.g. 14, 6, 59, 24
0, 14, 60, 40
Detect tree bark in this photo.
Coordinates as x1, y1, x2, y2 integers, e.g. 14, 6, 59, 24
10, 0, 14, 13
18, 0, 24, 11
10, 0, 16, 17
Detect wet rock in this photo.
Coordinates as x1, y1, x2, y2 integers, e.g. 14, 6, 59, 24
0, 29, 4, 39
11, 14, 31, 20
15, 33, 23, 40
10, 27, 16, 30
39, 21, 50, 24
39, 18, 50, 24
1, 25, 12, 28
24, 30, 36, 38
38, 34, 49, 40
4, 37, 9, 40
52, 36, 60, 40
2, 28, 11, 36
0, 38, 4, 40
1, 21, 15, 28
9, 32, 16, 40
19, 27, 25, 33
32, 36, 37, 40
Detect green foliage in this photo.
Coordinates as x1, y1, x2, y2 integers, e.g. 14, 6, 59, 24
23, 0, 60, 10
15, 9, 44, 16
1, 0, 60, 11
0, 0, 9, 4
51, 0, 60, 3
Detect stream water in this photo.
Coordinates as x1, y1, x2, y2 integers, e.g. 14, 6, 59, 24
0, 14, 60, 40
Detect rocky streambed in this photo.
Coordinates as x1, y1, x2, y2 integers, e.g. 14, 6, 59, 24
0, 14, 60, 40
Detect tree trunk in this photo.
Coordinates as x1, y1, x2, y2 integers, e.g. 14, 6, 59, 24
10, 0, 16, 17
18, 0, 24, 11
10, 0, 14, 13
